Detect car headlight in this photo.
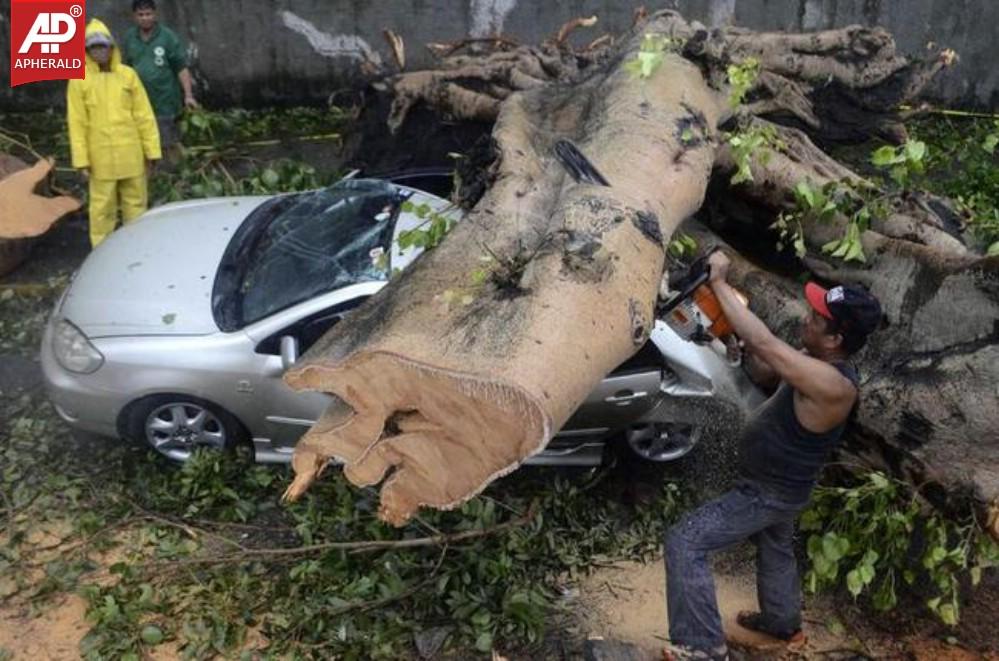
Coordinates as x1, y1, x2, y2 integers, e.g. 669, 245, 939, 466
52, 319, 104, 373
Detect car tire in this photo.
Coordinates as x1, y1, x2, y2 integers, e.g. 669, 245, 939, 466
624, 422, 702, 462
123, 394, 250, 462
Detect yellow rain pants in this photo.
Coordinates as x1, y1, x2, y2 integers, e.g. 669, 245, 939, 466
88, 175, 148, 247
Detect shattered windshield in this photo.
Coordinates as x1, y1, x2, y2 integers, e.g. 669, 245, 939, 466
214, 179, 401, 329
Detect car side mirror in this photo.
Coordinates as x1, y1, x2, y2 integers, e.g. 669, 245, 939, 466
280, 335, 299, 370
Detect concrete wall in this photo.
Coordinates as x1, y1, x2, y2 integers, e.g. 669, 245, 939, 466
2, 0, 997, 111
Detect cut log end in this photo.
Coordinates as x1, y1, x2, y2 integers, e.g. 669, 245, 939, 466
0, 157, 81, 240
284, 351, 551, 525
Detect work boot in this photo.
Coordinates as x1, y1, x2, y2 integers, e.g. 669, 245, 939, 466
735, 610, 805, 644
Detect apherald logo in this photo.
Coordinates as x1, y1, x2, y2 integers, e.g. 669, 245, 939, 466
9, 0, 86, 87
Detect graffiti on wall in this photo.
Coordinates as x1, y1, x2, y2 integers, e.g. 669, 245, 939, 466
469, 0, 517, 37
279, 10, 382, 66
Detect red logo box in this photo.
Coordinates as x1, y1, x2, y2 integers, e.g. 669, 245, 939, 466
10, 0, 86, 87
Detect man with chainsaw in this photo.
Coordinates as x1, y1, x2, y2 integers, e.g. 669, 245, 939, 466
67, 19, 161, 247
663, 250, 882, 661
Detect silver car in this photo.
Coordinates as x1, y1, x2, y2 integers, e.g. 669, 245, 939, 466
41, 176, 762, 467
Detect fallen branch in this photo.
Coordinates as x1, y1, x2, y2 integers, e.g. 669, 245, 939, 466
141, 500, 537, 569
426, 36, 520, 58
383, 29, 405, 70
550, 15, 598, 48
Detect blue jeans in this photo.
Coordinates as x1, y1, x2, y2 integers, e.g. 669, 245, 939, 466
664, 482, 804, 654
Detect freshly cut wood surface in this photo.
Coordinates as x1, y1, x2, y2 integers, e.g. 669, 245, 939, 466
0, 156, 80, 240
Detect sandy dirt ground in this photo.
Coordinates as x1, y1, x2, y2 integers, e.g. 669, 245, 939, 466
576, 559, 999, 661
0, 594, 89, 660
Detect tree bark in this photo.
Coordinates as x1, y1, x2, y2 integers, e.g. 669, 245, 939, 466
283, 11, 996, 533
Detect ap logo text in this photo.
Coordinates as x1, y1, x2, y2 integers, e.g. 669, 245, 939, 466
9, 1, 86, 87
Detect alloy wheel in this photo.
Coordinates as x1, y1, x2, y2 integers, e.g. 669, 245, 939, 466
625, 422, 702, 462
145, 401, 227, 461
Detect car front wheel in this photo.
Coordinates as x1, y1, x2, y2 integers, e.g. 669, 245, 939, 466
124, 395, 249, 462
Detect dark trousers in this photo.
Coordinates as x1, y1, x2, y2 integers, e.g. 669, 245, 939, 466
664, 482, 804, 653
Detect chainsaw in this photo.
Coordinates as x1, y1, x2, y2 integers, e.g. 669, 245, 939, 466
656, 247, 747, 348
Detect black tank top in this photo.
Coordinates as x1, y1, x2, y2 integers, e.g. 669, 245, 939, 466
738, 363, 859, 506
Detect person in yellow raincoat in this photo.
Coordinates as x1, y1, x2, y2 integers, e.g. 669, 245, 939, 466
67, 19, 161, 247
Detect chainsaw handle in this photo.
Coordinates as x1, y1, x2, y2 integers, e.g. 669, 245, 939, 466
656, 246, 722, 315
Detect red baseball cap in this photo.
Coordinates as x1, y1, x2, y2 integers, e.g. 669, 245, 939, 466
805, 282, 833, 319
805, 282, 882, 336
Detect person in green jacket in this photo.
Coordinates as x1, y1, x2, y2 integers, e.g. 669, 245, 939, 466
122, 0, 198, 156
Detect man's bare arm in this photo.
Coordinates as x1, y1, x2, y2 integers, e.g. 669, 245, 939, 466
742, 347, 780, 391
178, 68, 198, 108
706, 252, 855, 414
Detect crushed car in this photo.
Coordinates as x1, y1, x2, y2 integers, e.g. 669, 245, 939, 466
42, 174, 763, 466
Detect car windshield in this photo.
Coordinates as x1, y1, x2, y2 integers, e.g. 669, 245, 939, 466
213, 179, 401, 330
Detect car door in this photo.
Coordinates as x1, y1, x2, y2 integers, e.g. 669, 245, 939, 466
242, 285, 379, 456
559, 339, 664, 435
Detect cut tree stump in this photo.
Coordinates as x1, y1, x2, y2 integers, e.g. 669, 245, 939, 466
0, 154, 81, 276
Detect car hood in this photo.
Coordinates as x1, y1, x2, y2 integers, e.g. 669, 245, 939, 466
61, 196, 269, 338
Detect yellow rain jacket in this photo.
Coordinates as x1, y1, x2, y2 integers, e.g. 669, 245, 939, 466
67, 19, 161, 180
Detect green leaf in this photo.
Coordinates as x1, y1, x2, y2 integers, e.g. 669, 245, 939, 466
820, 239, 841, 254
862, 549, 880, 566
904, 140, 927, 164
795, 181, 816, 208
793, 234, 807, 258
871, 145, 902, 167
844, 236, 866, 262
807, 534, 823, 560
890, 165, 908, 187
869, 472, 890, 489
983, 133, 999, 155
140, 625, 164, 645
822, 533, 847, 561
474, 631, 493, 652
971, 566, 982, 586
799, 509, 822, 531
986, 241, 999, 256
260, 168, 280, 189
939, 603, 958, 626
846, 569, 863, 597
732, 162, 753, 184
638, 51, 665, 78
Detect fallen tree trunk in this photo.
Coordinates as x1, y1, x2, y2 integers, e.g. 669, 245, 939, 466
284, 10, 997, 533
285, 33, 728, 525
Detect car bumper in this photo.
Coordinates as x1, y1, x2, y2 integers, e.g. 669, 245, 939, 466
40, 320, 123, 438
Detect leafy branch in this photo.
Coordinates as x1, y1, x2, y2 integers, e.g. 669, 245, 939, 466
726, 57, 760, 108
776, 139, 928, 263
725, 121, 784, 185
800, 471, 999, 625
